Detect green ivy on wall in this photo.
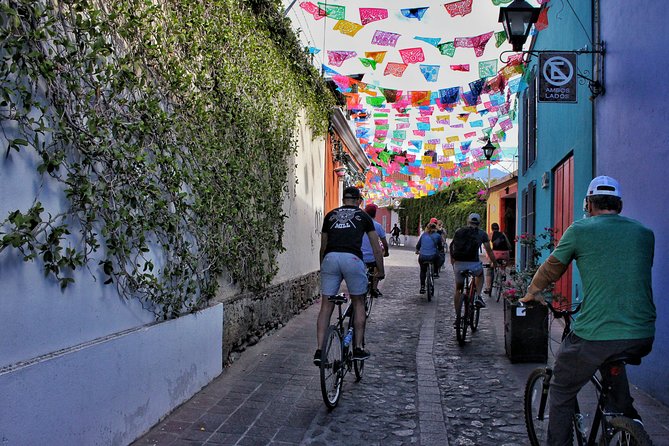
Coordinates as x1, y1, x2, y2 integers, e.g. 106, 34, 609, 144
0, 0, 335, 319
398, 178, 487, 236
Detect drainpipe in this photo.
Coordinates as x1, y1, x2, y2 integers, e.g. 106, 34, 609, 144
591, 0, 600, 177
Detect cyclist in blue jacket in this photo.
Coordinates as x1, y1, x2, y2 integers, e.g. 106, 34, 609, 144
415, 222, 443, 294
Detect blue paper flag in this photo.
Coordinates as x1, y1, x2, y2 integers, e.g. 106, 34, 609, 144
439, 87, 461, 105
414, 36, 441, 47
401, 7, 429, 20
419, 64, 440, 83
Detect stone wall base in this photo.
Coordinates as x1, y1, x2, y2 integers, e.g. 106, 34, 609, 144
215, 271, 320, 364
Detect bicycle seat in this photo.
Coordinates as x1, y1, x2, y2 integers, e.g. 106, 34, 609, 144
604, 353, 642, 366
460, 269, 474, 276
328, 293, 348, 304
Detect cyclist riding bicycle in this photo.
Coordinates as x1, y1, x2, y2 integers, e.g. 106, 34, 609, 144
520, 175, 656, 446
450, 213, 495, 309
390, 223, 401, 246
415, 222, 443, 294
485, 222, 511, 294
361, 203, 389, 297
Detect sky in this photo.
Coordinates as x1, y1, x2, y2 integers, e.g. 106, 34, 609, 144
283, 0, 543, 199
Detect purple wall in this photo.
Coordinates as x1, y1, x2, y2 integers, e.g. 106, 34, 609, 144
596, 1, 669, 404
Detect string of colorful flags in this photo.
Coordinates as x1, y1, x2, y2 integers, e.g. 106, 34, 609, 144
294, 0, 551, 200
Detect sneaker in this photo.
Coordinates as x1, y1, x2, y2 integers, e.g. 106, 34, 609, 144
352, 348, 371, 360
483, 288, 492, 295
632, 418, 644, 427
419, 287, 426, 294
433, 273, 440, 278
313, 349, 322, 366
474, 295, 487, 308
374, 289, 383, 297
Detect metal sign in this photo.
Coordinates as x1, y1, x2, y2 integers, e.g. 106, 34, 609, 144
538, 53, 577, 103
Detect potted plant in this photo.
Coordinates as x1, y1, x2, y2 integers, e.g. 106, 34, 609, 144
502, 228, 557, 363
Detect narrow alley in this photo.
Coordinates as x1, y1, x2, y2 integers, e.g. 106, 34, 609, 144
133, 247, 669, 446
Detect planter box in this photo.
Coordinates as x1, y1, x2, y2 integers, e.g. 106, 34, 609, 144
504, 300, 548, 363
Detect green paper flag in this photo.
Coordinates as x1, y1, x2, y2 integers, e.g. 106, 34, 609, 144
495, 31, 507, 48
437, 41, 456, 57
318, 3, 345, 20
359, 58, 378, 70
366, 96, 386, 107
479, 59, 498, 78
379, 151, 391, 163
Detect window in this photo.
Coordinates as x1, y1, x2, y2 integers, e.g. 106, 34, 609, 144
520, 181, 536, 270
522, 72, 537, 173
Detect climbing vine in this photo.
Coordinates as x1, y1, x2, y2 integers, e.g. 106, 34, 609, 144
0, 0, 335, 318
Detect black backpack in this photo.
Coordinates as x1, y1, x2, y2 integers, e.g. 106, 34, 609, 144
492, 231, 510, 251
450, 227, 479, 261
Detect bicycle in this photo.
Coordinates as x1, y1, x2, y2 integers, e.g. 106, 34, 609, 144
491, 259, 508, 303
425, 261, 435, 302
455, 269, 480, 346
319, 293, 365, 409
364, 267, 375, 318
389, 234, 401, 246
524, 301, 652, 446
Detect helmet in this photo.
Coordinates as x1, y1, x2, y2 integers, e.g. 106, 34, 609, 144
586, 176, 622, 198
467, 213, 481, 225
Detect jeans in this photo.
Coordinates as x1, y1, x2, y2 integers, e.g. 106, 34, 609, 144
547, 333, 654, 446
418, 254, 438, 287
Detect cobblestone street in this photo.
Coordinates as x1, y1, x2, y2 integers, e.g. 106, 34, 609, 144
133, 247, 669, 446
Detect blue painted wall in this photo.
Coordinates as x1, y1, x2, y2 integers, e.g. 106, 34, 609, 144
517, 0, 594, 271
596, 1, 669, 405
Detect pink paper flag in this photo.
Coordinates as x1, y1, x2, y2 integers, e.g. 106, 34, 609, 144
414, 130, 426, 136
450, 64, 470, 72
372, 30, 401, 47
328, 50, 357, 67
299, 2, 326, 20
444, 0, 473, 17
384, 62, 408, 77
399, 47, 425, 64
454, 32, 494, 57
464, 131, 477, 138
359, 8, 388, 25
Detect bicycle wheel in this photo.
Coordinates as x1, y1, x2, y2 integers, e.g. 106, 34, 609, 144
365, 289, 373, 318
427, 264, 434, 302
470, 293, 481, 331
320, 325, 344, 409
604, 417, 653, 446
494, 269, 505, 303
525, 367, 551, 446
456, 283, 469, 346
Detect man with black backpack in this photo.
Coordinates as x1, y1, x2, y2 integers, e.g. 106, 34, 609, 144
450, 213, 496, 309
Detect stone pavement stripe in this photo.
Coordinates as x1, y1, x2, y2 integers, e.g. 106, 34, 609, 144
416, 287, 450, 446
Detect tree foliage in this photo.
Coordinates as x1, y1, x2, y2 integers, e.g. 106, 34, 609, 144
398, 179, 487, 236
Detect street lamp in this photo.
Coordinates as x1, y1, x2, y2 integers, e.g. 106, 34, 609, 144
498, 0, 541, 52
482, 140, 496, 189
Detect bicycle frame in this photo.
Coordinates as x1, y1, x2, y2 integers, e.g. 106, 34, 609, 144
525, 301, 649, 446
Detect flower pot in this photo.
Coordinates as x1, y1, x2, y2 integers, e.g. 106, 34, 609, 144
503, 299, 548, 363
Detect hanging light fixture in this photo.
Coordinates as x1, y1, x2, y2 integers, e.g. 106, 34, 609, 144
482, 140, 496, 161
498, 0, 541, 52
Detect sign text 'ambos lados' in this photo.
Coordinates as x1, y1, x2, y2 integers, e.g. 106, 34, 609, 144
539, 53, 577, 103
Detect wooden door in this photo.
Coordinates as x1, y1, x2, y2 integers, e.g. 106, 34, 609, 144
553, 156, 574, 306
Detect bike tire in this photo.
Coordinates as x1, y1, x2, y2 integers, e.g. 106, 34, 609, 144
365, 290, 373, 318
604, 417, 653, 446
427, 265, 434, 302
320, 325, 344, 409
470, 298, 481, 331
495, 271, 504, 302
525, 367, 551, 446
456, 285, 469, 346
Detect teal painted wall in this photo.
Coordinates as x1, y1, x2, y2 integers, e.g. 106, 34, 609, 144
517, 1, 594, 300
